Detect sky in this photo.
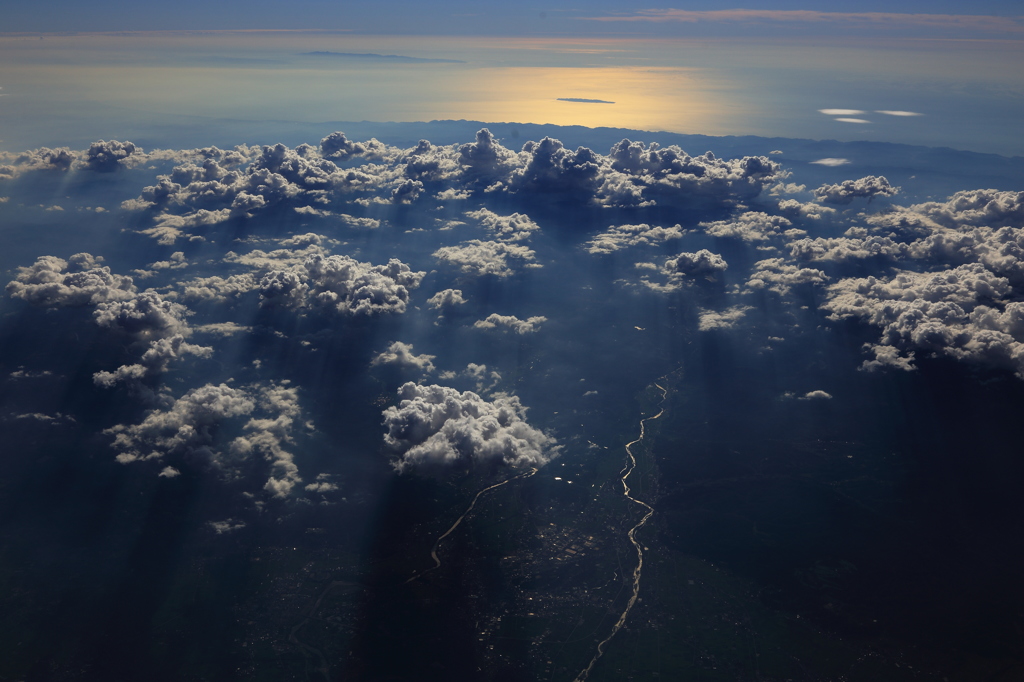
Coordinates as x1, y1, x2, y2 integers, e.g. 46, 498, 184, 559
3, 1, 1024, 35
1, 7, 1022, 156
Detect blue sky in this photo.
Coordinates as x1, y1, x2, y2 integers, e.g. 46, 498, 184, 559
4, 1, 1023, 34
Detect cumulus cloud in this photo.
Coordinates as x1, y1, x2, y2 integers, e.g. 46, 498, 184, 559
908, 189, 1024, 229
821, 263, 1024, 375
777, 198, 836, 221
433, 240, 538, 277
456, 128, 522, 185
473, 314, 547, 334
107, 382, 307, 496
584, 223, 684, 254
6, 253, 211, 384
260, 254, 424, 315
603, 139, 784, 206
812, 175, 899, 205
305, 473, 339, 493
209, 519, 246, 534
6, 253, 136, 307
106, 383, 257, 464
508, 137, 603, 197
465, 208, 540, 242
426, 288, 467, 309
746, 258, 830, 294
382, 382, 560, 472
82, 140, 140, 172
698, 306, 752, 331
799, 390, 833, 400
701, 211, 801, 242
371, 342, 436, 373
787, 236, 908, 262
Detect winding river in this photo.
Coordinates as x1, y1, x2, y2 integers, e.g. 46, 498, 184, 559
573, 382, 668, 682
406, 467, 538, 584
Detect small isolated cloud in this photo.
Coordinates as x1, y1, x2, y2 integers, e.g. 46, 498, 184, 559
558, 98, 615, 104
799, 390, 833, 400
834, 118, 872, 124
811, 158, 851, 167
426, 288, 467, 309
473, 314, 547, 334
876, 110, 923, 116
305, 473, 338, 493
371, 342, 436, 373
819, 109, 865, 116
209, 519, 246, 534
13, 412, 75, 425
159, 466, 181, 478
433, 240, 537, 277
698, 306, 751, 331
382, 382, 560, 472
813, 176, 899, 205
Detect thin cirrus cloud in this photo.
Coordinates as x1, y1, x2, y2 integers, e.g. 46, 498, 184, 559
819, 109, 923, 122
581, 10, 1024, 33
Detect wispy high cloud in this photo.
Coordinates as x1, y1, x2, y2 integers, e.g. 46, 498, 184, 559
582, 10, 1024, 33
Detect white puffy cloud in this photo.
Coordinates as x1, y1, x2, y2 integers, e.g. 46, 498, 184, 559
228, 383, 306, 498
305, 473, 339, 494
604, 139, 784, 205
473, 314, 547, 334
426, 288, 467, 309
821, 263, 1024, 375
260, 254, 424, 315
812, 175, 899, 205
382, 382, 560, 472
787, 236, 908, 262
456, 128, 522, 185
6, 253, 136, 307
584, 223, 684, 254
698, 306, 752, 331
6, 253, 210, 384
93, 291, 193, 340
80, 140, 141, 172
666, 249, 729, 276
701, 211, 801, 242
106, 383, 257, 464
107, 381, 308, 496
799, 390, 833, 400
639, 249, 729, 291
777, 198, 836, 221
746, 258, 829, 294
433, 240, 538, 277
508, 137, 603, 197
371, 342, 436, 373
209, 519, 246, 534
6, 147, 77, 173
908, 189, 1024, 229
465, 208, 540, 242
